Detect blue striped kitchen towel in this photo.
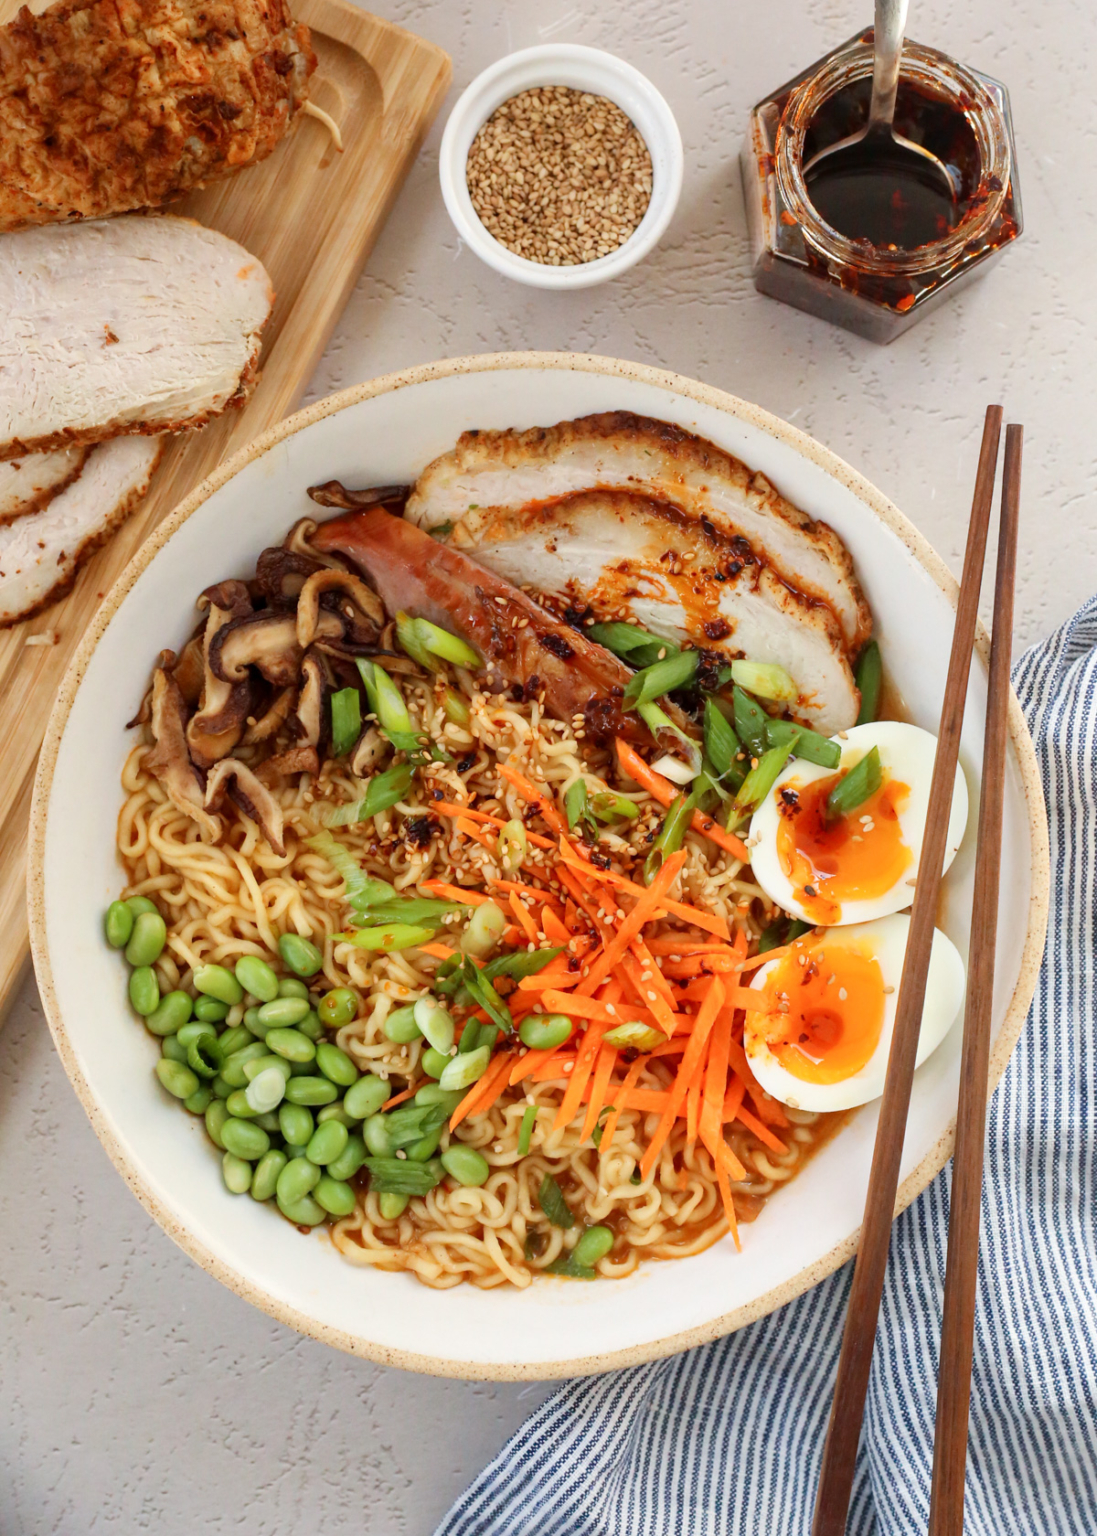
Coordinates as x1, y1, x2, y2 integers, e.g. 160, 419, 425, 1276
437, 597, 1097, 1536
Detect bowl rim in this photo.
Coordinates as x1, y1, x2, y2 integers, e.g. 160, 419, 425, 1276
27, 351, 1050, 1380
438, 44, 684, 290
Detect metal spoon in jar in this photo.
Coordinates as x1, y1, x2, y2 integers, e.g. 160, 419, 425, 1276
803, 0, 957, 210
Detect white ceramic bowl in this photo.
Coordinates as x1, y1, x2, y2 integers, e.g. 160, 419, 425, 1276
29, 354, 1048, 1380
438, 45, 683, 288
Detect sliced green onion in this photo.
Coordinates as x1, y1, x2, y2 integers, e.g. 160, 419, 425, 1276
643, 791, 695, 884
360, 762, 414, 818
543, 1252, 597, 1279
459, 956, 513, 1032
757, 922, 785, 954
334, 923, 436, 951
443, 687, 471, 728
855, 640, 882, 725
462, 900, 507, 959
417, 618, 481, 670
734, 739, 797, 818
788, 918, 812, 942
356, 659, 420, 750
587, 621, 679, 670
330, 688, 361, 757
637, 699, 703, 777
396, 611, 441, 672
733, 685, 769, 759
482, 946, 563, 982
498, 819, 527, 874
414, 996, 455, 1052
826, 746, 882, 822
590, 791, 639, 823
538, 1173, 575, 1229
439, 1044, 491, 1091
517, 1104, 536, 1157
564, 778, 589, 831
429, 520, 455, 540
730, 659, 797, 703
764, 718, 841, 770
603, 1021, 667, 1051
703, 698, 741, 780
305, 831, 378, 914
622, 649, 700, 708
363, 1157, 443, 1196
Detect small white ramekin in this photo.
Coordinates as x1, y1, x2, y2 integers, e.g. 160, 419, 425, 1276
439, 44, 684, 290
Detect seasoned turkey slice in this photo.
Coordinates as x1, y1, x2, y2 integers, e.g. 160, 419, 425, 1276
405, 412, 870, 651
0, 446, 86, 525
445, 489, 860, 735
0, 437, 162, 625
0, 217, 273, 460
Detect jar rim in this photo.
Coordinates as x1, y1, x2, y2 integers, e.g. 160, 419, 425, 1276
775, 37, 1011, 277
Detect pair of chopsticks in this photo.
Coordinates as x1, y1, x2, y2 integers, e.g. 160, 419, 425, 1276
812, 406, 1023, 1536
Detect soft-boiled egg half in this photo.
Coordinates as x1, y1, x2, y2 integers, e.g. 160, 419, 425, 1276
744, 914, 965, 1112
748, 721, 968, 928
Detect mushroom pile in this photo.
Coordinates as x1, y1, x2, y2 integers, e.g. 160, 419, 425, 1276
134, 513, 397, 855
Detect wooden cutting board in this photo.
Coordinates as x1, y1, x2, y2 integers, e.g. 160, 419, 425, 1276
0, 0, 450, 1019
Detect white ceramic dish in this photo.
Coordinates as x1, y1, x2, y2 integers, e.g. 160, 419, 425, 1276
29, 354, 1048, 1380
439, 45, 683, 289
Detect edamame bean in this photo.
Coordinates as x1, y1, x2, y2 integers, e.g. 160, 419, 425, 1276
222, 1153, 253, 1195
421, 1047, 450, 1079
378, 1193, 408, 1220
363, 1114, 392, 1157
305, 1120, 348, 1166
264, 1026, 315, 1063
317, 1103, 357, 1129
211, 1076, 232, 1100
234, 954, 279, 1003
144, 989, 193, 1037
104, 901, 134, 949
219, 1040, 271, 1088
125, 896, 159, 918
225, 1089, 260, 1119
156, 1058, 198, 1099
250, 1149, 287, 1203
128, 966, 160, 1017
245, 1067, 287, 1115
314, 1176, 356, 1217
325, 1133, 366, 1182
278, 1103, 314, 1145
407, 1126, 443, 1162
243, 1006, 267, 1036
318, 988, 358, 1028
441, 1145, 491, 1188
193, 996, 230, 1024
277, 1193, 326, 1227
125, 910, 167, 968
344, 1075, 391, 1120
193, 964, 244, 1007
257, 997, 311, 1031
518, 1013, 574, 1051
205, 1099, 230, 1149
278, 933, 323, 977
243, 1054, 292, 1084
573, 1225, 614, 1268
414, 996, 455, 1053
277, 977, 310, 1000
297, 1010, 324, 1043
176, 1020, 216, 1049
220, 1117, 270, 1161
276, 1156, 321, 1206
217, 1024, 255, 1058
283, 1075, 338, 1106
414, 1085, 465, 1112
254, 1110, 282, 1133
383, 1004, 421, 1044
316, 1041, 358, 1088
186, 1037, 223, 1079
161, 1035, 188, 1064
184, 1084, 212, 1115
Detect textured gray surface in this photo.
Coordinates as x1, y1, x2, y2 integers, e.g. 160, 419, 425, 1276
2, 0, 1090, 1531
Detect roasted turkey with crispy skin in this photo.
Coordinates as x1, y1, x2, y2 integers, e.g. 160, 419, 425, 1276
0, 0, 315, 233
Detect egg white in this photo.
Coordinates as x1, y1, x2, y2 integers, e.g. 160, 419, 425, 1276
748, 720, 969, 927
743, 913, 965, 1112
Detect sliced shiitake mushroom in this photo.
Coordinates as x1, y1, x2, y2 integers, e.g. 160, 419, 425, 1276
209, 609, 344, 688
306, 481, 410, 511
262, 744, 320, 778
296, 568, 383, 649
296, 649, 326, 749
349, 725, 387, 777
145, 658, 221, 841
254, 546, 325, 605
204, 759, 285, 855
186, 580, 253, 769
242, 686, 296, 746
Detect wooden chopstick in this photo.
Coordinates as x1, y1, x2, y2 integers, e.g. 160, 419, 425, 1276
928, 424, 1023, 1535
811, 404, 1005, 1536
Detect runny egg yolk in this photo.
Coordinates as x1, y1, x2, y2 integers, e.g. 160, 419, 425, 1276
757, 938, 886, 1084
775, 768, 913, 924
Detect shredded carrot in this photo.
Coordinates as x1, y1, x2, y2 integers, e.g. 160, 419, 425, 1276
740, 945, 791, 972
538, 988, 679, 1033
686, 1035, 706, 1150
675, 979, 774, 1012
509, 1045, 562, 1086
515, 969, 583, 994
726, 1036, 789, 1127
615, 739, 749, 861
418, 941, 456, 961
382, 1085, 417, 1111
508, 891, 539, 944
450, 1051, 514, 1131
552, 981, 618, 1132
540, 907, 573, 947
640, 976, 725, 1181
578, 852, 686, 997
530, 1052, 577, 1083
431, 800, 556, 850
699, 1011, 747, 1181
660, 954, 752, 978
581, 1043, 618, 1142
558, 845, 731, 941
454, 816, 498, 850
643, 937, 735, 957
731, 1098, 787, 1155
498, 762, 569, 835
598, 1052, 648, 1156
619, 948, 682, 1037
491, 878, 566, 912
419, 880, 495, 907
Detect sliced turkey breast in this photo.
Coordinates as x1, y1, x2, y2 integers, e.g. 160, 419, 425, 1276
0, 446, 86, 525
405, 412, 870, 652
443, 489, 860, 735
0, 216, 273, 460
0, 437, 162, 625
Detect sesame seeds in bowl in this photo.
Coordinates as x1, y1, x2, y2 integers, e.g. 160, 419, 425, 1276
439, 45, 683, 290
